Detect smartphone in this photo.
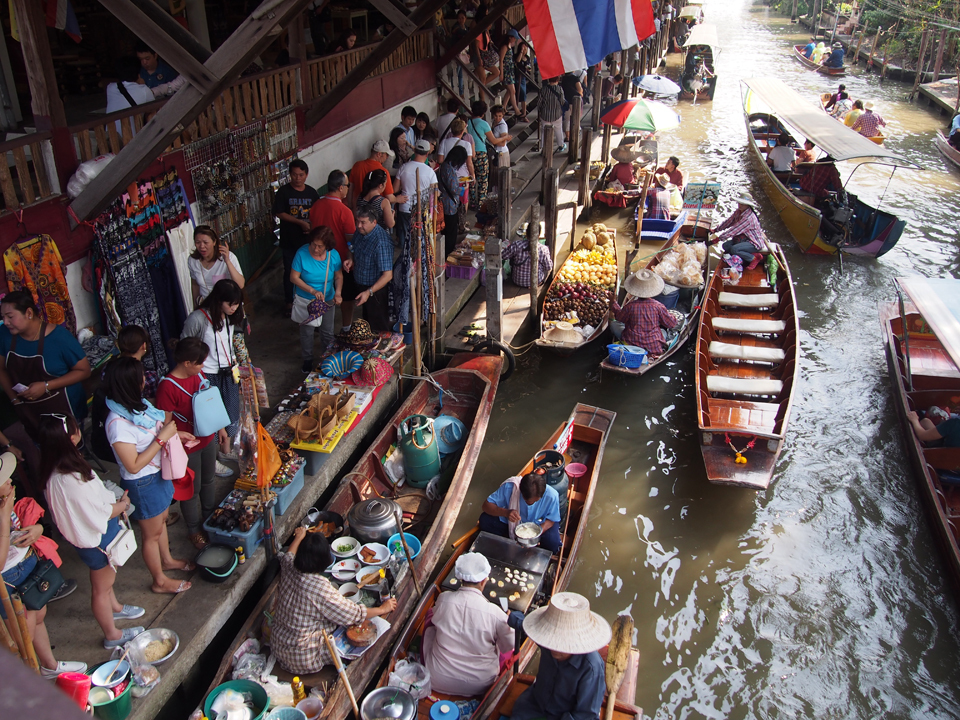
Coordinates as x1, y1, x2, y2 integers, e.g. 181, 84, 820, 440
12, 383, 28, 394
10, 529, 29, 545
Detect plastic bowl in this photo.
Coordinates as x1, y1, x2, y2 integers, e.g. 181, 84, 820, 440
331, 558, 362, 580
358, 542, 390, 567
330, 536, 360, 559
126, 627, 179, 665
355, 567, 383, 586
267, 709, 308, 720
387, 532, 422, 560
565, 462, 588, 479
91, 660, 130, 689
338, 582, 362, 603
87, 663, 133, 720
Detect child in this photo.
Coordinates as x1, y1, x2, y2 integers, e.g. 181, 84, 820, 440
490, 104, 512, 169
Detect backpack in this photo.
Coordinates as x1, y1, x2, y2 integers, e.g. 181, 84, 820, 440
90, 385, 116, 465
159, 376, 230, 437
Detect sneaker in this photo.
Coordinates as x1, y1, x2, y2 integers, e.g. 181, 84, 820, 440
215, 460, 235, 477
49, 579, 78, 602
103, 626, 145, 649
41, 660, 88, 679
558, 144, 568, 154
113, 604, 145, 621
301, 359, 313, 373
218, 450, 240, 462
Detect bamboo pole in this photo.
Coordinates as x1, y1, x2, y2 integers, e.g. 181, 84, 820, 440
412, 169, 422, 376
0, 579, 27, 662
322, 629, 359, 719
528, 202, 540, 322
867, 26, 882, 69
909, 28, 929, 100
0, 615, 19, 656
11, 594, 38, 671
852, 29, 864, 64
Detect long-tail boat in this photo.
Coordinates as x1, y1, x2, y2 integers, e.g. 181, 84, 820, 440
881, 277, 960, 591
680, 24, 719, 101
793, 44, 845, 75
200, 353, 502, 716
935, 130, 960, 170
371, 403, 617, 718
818, 92, 884, 145
695, 242, 798, 489
742, 77, 917, 256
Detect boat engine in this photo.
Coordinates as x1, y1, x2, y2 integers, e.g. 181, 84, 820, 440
820, 192, 855, 245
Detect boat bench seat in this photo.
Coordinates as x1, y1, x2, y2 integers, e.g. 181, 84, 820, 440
708, 341, 785, 363
712, 317, 786, 334
718, 292, 779, 308
707, 375, 783, 396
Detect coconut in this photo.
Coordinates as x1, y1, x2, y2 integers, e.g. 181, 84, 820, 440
581, 233, 596, 250
596, 231, 611, 246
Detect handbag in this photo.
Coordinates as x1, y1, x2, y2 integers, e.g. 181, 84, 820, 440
160, 376, 231, 437
158, 426, 189, 481
9, 557, 65, 611
102, 514, 137, 568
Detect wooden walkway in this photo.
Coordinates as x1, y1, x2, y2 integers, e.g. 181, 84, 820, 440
919, 76, 960, 116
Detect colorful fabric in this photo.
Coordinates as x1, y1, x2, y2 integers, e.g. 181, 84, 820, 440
502, 44, 517, 85
851, 110, 886, 137
4, 234, 77, 334
523, 0, 655, 78
502, 239, 553, 288
612, 297, 677, 356
471, 151, 490, 209
714, 207, 767, 249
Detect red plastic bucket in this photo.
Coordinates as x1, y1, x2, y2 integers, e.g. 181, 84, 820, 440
56, 671, 91, 710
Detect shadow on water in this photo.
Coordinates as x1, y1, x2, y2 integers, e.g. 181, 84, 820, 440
452, 1, 960, 717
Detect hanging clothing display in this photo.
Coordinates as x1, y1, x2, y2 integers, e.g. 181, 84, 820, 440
3, 234, 78, 334
166, 222, 197, 314
390, 188, 439, 326
152, 169, 191, 230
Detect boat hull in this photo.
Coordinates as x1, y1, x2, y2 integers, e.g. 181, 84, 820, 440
794, 45, 845, 75
935, 130, 960, 170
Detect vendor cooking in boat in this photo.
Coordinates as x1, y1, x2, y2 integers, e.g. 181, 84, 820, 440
510, 592, 611, 720
423, 552, 517, 696
479, 472, 562, 553
610, 268, 678, 358
270, 527, 397, 675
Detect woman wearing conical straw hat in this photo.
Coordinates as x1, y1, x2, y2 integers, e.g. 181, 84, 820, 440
511, 592, 612, 720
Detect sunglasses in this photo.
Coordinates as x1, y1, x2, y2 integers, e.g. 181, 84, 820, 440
42, 413, 69, 435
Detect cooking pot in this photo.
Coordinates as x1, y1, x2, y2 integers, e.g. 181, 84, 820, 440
347, 497, 403, 544
195, 544, 238, 583
360, 687, 417, 720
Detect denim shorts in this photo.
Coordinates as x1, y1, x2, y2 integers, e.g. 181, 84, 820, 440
121, 471, 173, 521
1, 551, 37, 619
71, 516, 122, 571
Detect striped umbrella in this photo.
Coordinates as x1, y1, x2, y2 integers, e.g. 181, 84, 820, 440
600, 98, 681, 132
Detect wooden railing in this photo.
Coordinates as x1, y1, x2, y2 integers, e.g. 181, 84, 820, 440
0, 133, 57, 213
505, 5, 524, 26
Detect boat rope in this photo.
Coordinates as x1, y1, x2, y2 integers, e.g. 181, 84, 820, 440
398, 371, 461, 406
724, 432, 756, 464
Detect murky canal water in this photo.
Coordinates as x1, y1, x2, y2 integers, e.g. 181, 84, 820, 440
452, 2, 960, 718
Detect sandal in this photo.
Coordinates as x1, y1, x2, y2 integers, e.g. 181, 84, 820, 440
152, 580, 191, 595
189, 533, 209, 551
165, 511, 180, 527
164, 560, 196, 572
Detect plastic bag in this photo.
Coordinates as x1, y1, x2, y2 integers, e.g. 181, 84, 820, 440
232, 653, 267, 681
693, 242, 707, 264
210, 689, 254, 720
260, 676, 295, 708
66, 155, 114, 198
256, 422, 282, 487
388, 659, 432, 700
126, 641, 162, 697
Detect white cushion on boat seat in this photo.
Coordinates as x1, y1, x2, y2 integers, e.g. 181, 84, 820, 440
708, 341, 785, 362
718, 292, 779, 308
712, 317, 786, 334
706, 376, 783, 395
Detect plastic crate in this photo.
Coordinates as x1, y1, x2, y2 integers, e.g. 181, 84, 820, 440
295, 448, 326, 476
272, 464, 305, 516
203, 516, 263, 559
445, 264, 479, 280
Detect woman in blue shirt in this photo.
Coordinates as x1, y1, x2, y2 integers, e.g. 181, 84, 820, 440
480, 472, 562, 552
467, 100, 494, 210
290, 226, 343, 372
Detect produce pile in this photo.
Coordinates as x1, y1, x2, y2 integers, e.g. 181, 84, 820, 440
652, 242, 707, 287
545, 224, 619, 330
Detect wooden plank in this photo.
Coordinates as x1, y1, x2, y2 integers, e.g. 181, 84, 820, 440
97, 0, 219, 93
77, 130, 93, 162
11, 146, 34, 204
28, 142, 49, 198
11, 0, 67, 127
366, 0, 418, 36
128, 0, 211, 62
213, 95, 225, 131
242, 82, 253, 123
69, 0, 319, 222
435, 0, 517, 68
94, 125, 109, 156
120, 115, 134, 146
0, 159, 19, 209
454, 55, 495, 100
108, 122, 122, 154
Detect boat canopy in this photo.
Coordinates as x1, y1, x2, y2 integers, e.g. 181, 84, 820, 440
897, 277, 960, 371
742, 77, 916, 165
683, 23, 718, 49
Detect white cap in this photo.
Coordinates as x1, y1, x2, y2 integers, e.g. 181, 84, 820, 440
372, 139, 394, 157
454, 552, 491, 583
0, 452, 17, 486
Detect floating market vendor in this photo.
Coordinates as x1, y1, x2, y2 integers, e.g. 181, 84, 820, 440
611, 269, 678, 358
608, 146, 640, 187
480, 472, 562, 552
710, 195, 768, 270
423, 552, 516, 696
271, 527, 397, 674
510, 592, 611, 720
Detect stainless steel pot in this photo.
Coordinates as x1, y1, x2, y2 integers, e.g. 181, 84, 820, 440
360, 687, 417, 720
347, 497, 402, 544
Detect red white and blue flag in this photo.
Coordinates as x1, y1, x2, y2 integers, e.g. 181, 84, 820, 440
46, 0, 83, 43
523, 0, 656, 79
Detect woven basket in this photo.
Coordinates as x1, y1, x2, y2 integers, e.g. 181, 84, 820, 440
288, 409, 320, 443
606, 344, 647, 369
334, 390, 356, 419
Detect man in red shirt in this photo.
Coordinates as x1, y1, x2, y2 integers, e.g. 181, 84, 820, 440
347, 140, 405, 210
310, 170, 357, 326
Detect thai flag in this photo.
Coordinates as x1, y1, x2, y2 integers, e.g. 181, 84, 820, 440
523, 0, 656, 79
45, 0, 82, 43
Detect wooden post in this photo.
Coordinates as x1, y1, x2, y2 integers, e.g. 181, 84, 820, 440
568, 96, 582, 164
601, 123, 612, 166
528, 202, 540, 321
791, 0, 799, 21
485, 207, 505, 343
435, 191, 446, 356
541, 124, 554, 199
578, 128, 593, 212
880, 24, 896, 82
931, 29, 948, 83
544, 167, 559, 267
11, 0, 67, 128
909, 28, 929, 99
852, 30, 864, 64
632, 57, 642, 97
867, 26, 882, 69
592, 75, 603, 130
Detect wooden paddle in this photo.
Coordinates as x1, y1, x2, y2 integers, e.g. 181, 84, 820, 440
603, 613, 634, 720
322, 628, 360, 719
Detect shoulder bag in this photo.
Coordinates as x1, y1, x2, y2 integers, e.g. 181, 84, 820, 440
102, 513, 137, 568
156, 422, 189, 481
8, 556, 65, 611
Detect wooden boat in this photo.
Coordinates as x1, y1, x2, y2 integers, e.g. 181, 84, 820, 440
881, 277, 960, 591
694, 242, 798, 489
601, 227, 709, 377
742, 77, 915, 257
819, 92, 885, 145
537, 234, 620, 354
935, 129, 960, 170
680, 24, 718, 101
372, 403, 617, 719
793, 44, 845, 75
201, 352, 503, 717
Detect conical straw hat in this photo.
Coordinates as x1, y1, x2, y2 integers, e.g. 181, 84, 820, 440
543, 321, 582, 344
522, 592, 612, 654
624, 268, 664, 298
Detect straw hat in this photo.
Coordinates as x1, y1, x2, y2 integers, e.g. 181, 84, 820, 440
654, 171, 672, 188
543, 321, 582, 344
735, 194, 759, 212
522, 592, 612, 654
611, 146, 641, 163
864, 101, 874, 110
0, 452, 16, 486
623, 268, 665, 298
341, 319, 378, 349
454, 552, 491, 583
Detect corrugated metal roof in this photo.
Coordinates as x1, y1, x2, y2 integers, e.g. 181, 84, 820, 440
683, 23, 718, 49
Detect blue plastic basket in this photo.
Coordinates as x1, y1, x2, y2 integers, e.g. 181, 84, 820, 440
607, 344, 647, 368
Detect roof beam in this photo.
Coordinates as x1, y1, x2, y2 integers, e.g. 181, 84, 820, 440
70, 0, 317, 222
303, 0, 448, 129
366, 0, 418, 36
97, 0, 218, 93
128, 0, 212, 62
435, 0, 517, 69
